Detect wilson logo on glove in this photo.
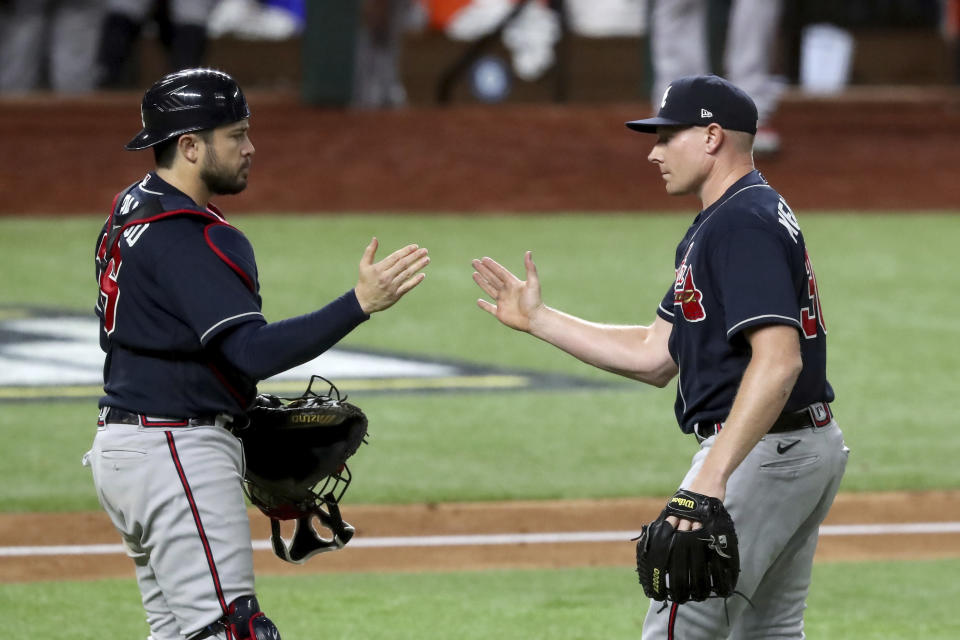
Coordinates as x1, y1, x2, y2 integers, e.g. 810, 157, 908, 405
635, 489, 740, 603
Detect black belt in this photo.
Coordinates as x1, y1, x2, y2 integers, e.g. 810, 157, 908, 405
694, 402, 833, 443
99, 407, 223, 428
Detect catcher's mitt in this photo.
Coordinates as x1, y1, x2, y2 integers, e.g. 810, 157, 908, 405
635, 489, 739, 604
238, 375, 368, 563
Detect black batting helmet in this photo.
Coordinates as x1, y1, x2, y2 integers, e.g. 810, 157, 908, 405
125, 68, 250, 151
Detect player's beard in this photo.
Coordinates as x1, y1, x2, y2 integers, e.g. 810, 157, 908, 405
200, 146, 249, 195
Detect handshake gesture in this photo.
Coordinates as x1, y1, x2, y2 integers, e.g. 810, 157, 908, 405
354, 237, 430, 314
471, 251, 544, 333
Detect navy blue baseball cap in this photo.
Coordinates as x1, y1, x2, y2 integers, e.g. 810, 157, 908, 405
626, 75, 758, 135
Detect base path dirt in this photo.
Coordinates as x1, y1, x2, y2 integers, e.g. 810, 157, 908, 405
2, 491, 959, 583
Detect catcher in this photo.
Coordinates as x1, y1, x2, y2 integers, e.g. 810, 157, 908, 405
86, 68, 428, 640
472, 75, 848, 638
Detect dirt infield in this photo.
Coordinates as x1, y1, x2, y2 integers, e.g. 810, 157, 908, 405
2, 88, 960, 216
2, 491, 959, 583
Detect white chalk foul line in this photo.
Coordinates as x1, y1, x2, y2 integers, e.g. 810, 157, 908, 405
3, 522, 960, 558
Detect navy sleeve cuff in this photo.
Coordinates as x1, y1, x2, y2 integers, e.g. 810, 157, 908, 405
345, 288, 371, 322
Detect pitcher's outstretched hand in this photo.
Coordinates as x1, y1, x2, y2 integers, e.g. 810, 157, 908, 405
472, 251, 544, 332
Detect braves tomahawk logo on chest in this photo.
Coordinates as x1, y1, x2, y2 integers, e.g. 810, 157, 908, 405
674, 241, 706, 322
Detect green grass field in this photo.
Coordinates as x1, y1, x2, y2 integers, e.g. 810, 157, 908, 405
3, 560, 960, 639
2, 212, 959, 637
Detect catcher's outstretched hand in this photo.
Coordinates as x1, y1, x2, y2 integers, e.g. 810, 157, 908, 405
355, 237, 429, 314
472, 252, 544, 332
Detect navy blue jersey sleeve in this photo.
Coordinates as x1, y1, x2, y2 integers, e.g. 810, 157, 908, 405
657, 284, 675, 323
159, 222, 264, 345
215, 290, 370, 380
714, 227, 802, 339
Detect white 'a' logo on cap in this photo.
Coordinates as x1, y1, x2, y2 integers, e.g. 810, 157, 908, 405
660, 85, 672, 109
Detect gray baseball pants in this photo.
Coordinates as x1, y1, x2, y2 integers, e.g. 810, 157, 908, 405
642, 420, 849, 639
85, 420, 255, 640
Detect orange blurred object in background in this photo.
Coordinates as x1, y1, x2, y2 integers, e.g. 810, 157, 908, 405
424, 0, 473, 29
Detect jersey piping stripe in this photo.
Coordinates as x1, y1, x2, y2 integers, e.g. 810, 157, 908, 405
658, 303, 675, 318
687, 183, 773, 245
726, 313, 802, 338
200, 312, 264, 344
165, 431, 229, 619
137, 178, 164, 196
677, 365, 687, 415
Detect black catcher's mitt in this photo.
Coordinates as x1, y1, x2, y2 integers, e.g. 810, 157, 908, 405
238, 375, 368, 563
635, 489, 739, 604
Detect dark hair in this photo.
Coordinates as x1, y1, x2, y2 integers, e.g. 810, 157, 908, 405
153, 129, 214, 168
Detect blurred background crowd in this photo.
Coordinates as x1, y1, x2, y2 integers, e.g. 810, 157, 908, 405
1, 0, 957, 149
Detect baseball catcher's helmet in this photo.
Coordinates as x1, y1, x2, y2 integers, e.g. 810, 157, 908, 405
238, 376, 368, 563
125, 68, 250, 151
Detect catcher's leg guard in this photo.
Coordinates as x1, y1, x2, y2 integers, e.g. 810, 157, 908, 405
192, 596, 280, 640
226, 596, 280, 640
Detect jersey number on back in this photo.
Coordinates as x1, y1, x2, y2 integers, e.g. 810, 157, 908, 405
96, 232, 121, 336
801, 250, 826, 339
96, 194, 146, 336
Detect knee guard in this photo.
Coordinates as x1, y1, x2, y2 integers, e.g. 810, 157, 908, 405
191, 595, 280, 640
225, 596, 280, 640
